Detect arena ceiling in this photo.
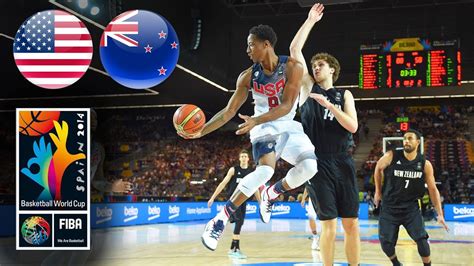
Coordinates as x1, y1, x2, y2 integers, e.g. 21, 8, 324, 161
0, 0, 473, 114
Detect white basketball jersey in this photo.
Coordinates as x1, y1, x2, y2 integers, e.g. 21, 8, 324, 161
250, 56, 297, 122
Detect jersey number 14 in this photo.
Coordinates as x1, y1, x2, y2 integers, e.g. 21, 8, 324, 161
323, 104, 341, 121
323, 108, 335, 121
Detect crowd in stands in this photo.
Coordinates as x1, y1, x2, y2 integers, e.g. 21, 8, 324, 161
0, 114, 15, 196
1, 105, 473, 208
360, 105, 474, 206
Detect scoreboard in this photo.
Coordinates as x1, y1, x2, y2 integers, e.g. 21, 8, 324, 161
359, 38, 461, 89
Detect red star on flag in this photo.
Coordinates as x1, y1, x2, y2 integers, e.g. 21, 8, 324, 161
144, 44, 153, 53
158, 66, 167, 75
158, 30, 167, 39
170, 41, 178, 49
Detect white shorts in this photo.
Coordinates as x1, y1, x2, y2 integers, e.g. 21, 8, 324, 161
307, 198, 317, 220
250, 120, 315, 165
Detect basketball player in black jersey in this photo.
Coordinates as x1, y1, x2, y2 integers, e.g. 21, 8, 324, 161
207, 150, 260, 259
290, 3, 360, 265
374, 129, 448, 266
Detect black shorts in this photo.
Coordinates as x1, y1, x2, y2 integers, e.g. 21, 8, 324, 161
229, 202, 247, 224
379, 204, 429, 244
307, 153, 359, 220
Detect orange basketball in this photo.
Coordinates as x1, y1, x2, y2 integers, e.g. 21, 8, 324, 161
173, 104, 205, 136
19, 111, 61, 136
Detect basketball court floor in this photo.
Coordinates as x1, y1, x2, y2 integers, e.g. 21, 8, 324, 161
1, 218, 473, 265
82, 219, 473, 265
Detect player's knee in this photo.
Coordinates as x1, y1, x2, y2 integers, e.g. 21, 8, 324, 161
301, 158, 318, 177
380, 240, 396, 257
238, 165, 274, 197
416, 238, 430, 257
285, 159, 317, 188
342, 218, 359, 235
321, 223, 337, 239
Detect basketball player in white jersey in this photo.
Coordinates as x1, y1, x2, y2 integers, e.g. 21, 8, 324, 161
177, 24, 318, 251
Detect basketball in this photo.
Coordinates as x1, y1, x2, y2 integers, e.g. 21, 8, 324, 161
173, 104, 205, 136
19, 111, 61, 136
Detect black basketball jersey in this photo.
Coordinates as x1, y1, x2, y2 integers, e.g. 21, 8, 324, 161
300, 84, 351, 155
382, 150, 427, 208
227, 165, 253, 197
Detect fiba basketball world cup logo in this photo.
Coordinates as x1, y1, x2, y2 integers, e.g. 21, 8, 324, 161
18, 110, 86, 203
21, 216, 51, 245
17, 108, 90, 250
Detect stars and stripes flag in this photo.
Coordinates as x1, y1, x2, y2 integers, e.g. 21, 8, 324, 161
13, 10, 92, 89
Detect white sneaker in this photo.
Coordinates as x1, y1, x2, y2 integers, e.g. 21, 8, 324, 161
201, 219, 225, 251
311, 235, 320, 251
259, 185, 273, 223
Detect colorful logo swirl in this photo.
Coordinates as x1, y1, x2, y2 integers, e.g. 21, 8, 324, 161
21, 120, 86, 200
21, 216, 51, 245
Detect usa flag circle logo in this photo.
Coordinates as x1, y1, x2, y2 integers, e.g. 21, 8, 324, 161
13, 10, 92, 89
99, 10, 180, 89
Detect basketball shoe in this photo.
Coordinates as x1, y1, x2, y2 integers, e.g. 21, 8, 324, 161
311, 234, 320, 251
259, 185, 274, 223
201, 219, 225, 251
229, 249, 247, 259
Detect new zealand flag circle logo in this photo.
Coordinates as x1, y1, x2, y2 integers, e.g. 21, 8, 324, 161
100, 10, 179, 89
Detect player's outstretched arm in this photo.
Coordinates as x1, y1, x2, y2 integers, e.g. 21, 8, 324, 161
208, 167, 235, 207
309, 90, 358, 133
374, 150, 393, 207
190, 69, 250, 138
290, 3, 324, 105
236, 59, 303, 135
425, 160, 449, 231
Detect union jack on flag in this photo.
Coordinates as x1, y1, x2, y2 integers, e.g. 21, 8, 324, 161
13, 10, 92, 89
100, 10, 139, 47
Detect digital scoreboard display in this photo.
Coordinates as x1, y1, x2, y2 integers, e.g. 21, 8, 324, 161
359, 38, 461, 89
396, 117, 409, 131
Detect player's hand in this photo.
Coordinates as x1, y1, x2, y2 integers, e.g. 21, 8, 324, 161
177, 130, 202, 139
207, 198, 214, 208
236, 113, 257, 135
374, 191, 382, 208
308, 3, 324, 23
437, 215, 449, 232
309, 93, 331, 108
111, 179, 132, 193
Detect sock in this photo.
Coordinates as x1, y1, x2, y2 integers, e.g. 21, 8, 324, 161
216, 201, 237, 223
390, 256, 401, 266
267, 180, 287, 200
230, 239, 238, 250
423, 262, 431, 266
232, 239, 240, 251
